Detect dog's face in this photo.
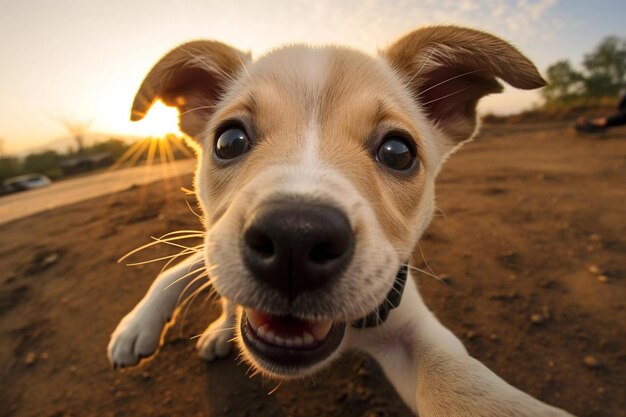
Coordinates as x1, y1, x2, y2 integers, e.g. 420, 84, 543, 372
131, 26, 545, 377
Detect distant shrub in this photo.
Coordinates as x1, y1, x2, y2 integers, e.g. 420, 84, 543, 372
0, 156, 24, 182
23, 150, 64, 179
543, 36, 626, 110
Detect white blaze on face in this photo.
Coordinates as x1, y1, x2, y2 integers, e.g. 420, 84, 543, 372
299, 48, 329, 170
200, 45, 403, 322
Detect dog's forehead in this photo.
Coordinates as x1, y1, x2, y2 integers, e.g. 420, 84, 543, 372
251, 46, 334, 99
250, 46, 385, 96
232, 45, 416, 131
199, 45, 437, 248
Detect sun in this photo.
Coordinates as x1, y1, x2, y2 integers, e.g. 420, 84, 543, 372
133, 100, 181, 138
109, 100, 195, 170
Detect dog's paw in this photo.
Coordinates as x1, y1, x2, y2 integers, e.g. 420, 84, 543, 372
107, 307, 167, 368
196, 313, 234, 361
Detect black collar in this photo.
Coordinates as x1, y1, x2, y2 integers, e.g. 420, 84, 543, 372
351, 264, 408, 328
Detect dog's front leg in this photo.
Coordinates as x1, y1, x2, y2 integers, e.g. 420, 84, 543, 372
195, 297, 236, 360
108, 252, 206, 368
357, 276, 574, 416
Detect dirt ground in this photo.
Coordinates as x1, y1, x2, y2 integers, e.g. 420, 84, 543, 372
1, 122, 624, 417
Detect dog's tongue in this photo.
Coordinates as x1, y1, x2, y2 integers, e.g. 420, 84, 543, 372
246, 309, 333, 341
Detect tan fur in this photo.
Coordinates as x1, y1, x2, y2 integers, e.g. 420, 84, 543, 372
383, 25, 546, 141
177, 46, 429, 247
131, 40, 250, 138
112, 26, 574, 417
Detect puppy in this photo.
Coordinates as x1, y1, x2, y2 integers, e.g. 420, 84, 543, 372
108, 26, 575, 416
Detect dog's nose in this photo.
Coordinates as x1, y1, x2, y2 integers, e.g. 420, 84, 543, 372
242, 201, 354, 299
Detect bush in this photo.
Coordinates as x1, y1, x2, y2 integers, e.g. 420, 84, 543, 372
23, 150, 64, 179
85, 138, 130, 160
543, 36, 626, 109
0, 156, 24, 182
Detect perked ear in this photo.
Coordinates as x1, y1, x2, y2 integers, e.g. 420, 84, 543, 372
383, 26, 546, 142
131, 41, 250, 139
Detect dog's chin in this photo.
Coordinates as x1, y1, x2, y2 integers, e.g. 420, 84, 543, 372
238, 308, 346, 378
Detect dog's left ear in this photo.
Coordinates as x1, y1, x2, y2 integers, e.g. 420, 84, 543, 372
383, 26, 546, 142
130, 41, 250, 139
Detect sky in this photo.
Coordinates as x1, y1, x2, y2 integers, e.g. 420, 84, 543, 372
1, 0, 624, 154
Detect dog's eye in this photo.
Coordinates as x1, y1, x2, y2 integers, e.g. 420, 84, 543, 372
215, 127, 250, 159
377, 137, 416, 171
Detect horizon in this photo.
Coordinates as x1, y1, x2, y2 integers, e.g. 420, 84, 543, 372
1, 0, 624, 154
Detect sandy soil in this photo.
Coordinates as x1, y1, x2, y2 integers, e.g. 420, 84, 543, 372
1, 122, 624, 417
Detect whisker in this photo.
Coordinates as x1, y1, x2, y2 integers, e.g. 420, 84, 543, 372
160, 247, 205, 273
164, 267, 209, 292
235, 52, 251, 79
159, 229, 205, 238
180, 48, 238, 84
180, 104, 217, 116
126, 248, 198, 266
267, 381, 283, 396
154, 240, 203, 253
420, 86, 471, 107
415, 69, 483, 98
189, 326, 237, 340
415, 241, 437, 277
150, 234, 205, 243
404, 47, 437, 88
176, 277, 214, 332
177, 273, 212, 307
118, 234, 203, 262
185, 198, 204, 220
248, 369, 262, 379
405, 264, 443, 282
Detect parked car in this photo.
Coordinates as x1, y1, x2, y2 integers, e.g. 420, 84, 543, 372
2, 174, 52, 194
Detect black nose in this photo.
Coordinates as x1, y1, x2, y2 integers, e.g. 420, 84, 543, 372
242, 201, 354, 299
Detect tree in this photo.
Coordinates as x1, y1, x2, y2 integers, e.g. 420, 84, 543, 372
86, 138, 129, 159
56, 117, 91, 154
543, 60, 585, 104
23, 150, 63, 178
0, 138, 25, 182
583, 36, 626, 95
0, 156, 23, 182
542, 35, 626, 106
583, 73, 617, 98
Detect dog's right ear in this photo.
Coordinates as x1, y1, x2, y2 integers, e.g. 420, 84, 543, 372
131, 41, 250, 139
383, 26, 546, 144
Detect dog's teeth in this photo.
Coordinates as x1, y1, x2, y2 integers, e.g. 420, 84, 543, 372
257, 324, 268, 337
265, 329, 276, 343
310, 320, 333, 341
246, 310, 262, 331
248, 311, 334, 347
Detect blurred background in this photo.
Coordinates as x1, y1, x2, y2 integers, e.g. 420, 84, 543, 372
1, 0, 625, 154
0, 1, 624, 417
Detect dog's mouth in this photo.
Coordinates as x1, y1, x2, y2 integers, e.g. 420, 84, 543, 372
240, 308, 346, 374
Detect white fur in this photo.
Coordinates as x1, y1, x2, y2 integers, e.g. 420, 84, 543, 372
196, 298, 235, 360
109, 40, 574, 416
110, 263, 573, 416
108, 252, 206, 367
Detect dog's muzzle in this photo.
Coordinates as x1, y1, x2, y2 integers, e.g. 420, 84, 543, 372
238, 200, 407, 374
239, 264, 407, 374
